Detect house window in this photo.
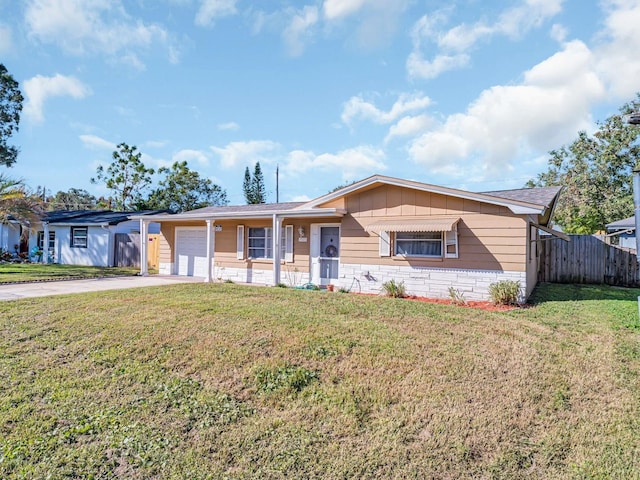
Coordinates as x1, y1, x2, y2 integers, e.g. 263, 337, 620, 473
247, 227, 288, 259
37, 231, 55, 250
71, 227, 88, 248
395, 232, 442, 257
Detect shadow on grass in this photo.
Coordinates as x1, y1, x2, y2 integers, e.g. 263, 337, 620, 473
529, 282, 640, 305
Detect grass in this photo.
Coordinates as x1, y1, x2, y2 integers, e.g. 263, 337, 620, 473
0, 263, 140, 283
0, 282, 639, 479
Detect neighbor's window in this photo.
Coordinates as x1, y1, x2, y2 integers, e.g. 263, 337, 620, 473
37, 231, 55, 250
395, 232, 442, 257
247, 227, 287, 259
70, 227, 88, 248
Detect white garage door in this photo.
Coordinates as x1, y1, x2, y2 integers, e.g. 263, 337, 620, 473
175, 228, 208, 277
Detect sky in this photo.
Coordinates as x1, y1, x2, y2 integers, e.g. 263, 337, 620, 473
2, 0, 640, 206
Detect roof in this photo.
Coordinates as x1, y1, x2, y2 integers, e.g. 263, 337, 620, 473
481, 186, 563, 209
300, 174, 561, 215
133, 174, 563, 223
43, 210, 165, 225
606, 216, 636, 231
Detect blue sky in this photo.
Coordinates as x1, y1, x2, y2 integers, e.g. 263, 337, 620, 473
2, 0, 640, 205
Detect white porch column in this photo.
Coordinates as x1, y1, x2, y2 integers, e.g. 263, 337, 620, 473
272, 214, 282, 286
205, 219, 215, 283
42, 222, 49, 264
140, 219, 149, 276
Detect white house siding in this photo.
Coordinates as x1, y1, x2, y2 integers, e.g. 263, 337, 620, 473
55, 226, 111, 267
336, 263, 527, 302
0, 223, 21, 253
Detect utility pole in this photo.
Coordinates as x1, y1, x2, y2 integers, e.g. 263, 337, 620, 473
276, 164, 279, 203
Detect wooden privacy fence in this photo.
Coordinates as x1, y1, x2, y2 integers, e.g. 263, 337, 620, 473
114, 233, 160, 269
538, 234, 640, 287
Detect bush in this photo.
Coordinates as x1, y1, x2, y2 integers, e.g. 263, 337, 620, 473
381, 279, 406, 298
489, 280, 521, 305
448, 287, 467, 306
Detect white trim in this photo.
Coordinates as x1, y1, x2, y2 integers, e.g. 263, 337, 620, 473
236, 225, 245, 260
285, 224, 294, 262
379, 231, 391, 257
445, 225, 458, 259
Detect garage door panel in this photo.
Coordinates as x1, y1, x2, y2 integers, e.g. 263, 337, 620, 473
175, 228, 208, 277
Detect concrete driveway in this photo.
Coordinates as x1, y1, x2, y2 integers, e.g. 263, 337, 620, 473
0, 275, 202, 301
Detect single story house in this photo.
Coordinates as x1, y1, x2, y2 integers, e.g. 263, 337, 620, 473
0, 219, 24, 255
605, 215, 636, 250
134, 175, 564, 302
28, 210, 162, 267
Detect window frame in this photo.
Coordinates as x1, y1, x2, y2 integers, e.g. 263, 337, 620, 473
70, 227, 88, 248
246, 226, 290, 260
394, 231, 443, 258
37, 231, 56, 251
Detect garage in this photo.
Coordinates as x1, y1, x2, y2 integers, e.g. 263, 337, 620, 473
175, 227, 208, 277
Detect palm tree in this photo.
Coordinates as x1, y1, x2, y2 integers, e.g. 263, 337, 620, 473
0, 174, 44, 241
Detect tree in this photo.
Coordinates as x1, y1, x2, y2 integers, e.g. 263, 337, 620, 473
0, 174, 44, 238
146, 160, 228, 212
0, 63, 24, 167
242, 162, 266, 204
47, 188, 98, 210
527, 96, 640, 234
91, 143, 155, 211
243, 167, 253, 204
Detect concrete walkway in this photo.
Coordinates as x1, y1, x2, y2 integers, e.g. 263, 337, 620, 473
0, 275, 203, 301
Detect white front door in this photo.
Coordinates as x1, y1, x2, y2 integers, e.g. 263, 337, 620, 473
175, 227, 208, 277
310, 224, 340, 286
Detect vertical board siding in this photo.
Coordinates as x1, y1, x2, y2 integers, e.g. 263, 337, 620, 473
539, 235, 639, 286
114, 233, 140, 268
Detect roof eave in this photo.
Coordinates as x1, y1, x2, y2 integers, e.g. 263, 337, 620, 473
132, 208, 345, 222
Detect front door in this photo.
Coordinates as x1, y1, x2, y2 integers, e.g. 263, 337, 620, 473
310, 224, 340, 286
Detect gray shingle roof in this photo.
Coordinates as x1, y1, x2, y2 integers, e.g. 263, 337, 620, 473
183, 202, 305, 215
44, 210, 165, 225
480, 186, 562, 207
606, 216, 635, 231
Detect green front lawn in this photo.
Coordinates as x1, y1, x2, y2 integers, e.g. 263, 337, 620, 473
0, 263, 139, 283
1, 282, 639, 479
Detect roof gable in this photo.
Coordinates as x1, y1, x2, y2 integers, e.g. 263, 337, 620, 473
299, 174, 561, 215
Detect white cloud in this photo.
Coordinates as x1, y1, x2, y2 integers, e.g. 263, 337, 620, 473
145, 140, 168, 148
322, 0, 369, 20
341, 92, 432, 126
25, 0, 174, 66
0, 24, 12, 54
24, 74, 91, 123
218, 121, 239, 131
282, 6, 319, 57
195, 0, 238, 26
284, 145, 386, 180
385, 114, 432, 143
593, 0, 640, 99
172, 149, 209, 166
211, 140, 281, 168
407, 0, 563, 79
407, 39, 604, 178
79, 134, 116, 150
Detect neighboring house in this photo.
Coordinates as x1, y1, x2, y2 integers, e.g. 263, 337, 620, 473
605, 216, 636, 250
0, 219, 24, 254
134, 175, 564, 302
28, 210, 162, 267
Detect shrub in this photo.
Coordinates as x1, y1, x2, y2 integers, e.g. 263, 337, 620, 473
381, 279, 406, 298
489, 280, 521, 305
448, 287, 467, 305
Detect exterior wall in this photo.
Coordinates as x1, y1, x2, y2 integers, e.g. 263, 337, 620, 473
53, 226, 110, 266
336, 263, 527, 301
340, 185, 529, 274
0, 223, 21, 253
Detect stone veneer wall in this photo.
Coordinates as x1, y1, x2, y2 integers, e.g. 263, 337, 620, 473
337, 264, 527, 302
161, 262, 528, 302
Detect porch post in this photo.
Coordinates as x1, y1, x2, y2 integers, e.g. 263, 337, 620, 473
205, 219, 215, 283
42, 222, 49, 264
140, 219, 149, 276
272, 214, 282, 286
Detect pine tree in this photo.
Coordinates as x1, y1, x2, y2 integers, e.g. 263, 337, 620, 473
243, 166, 253, 204
242, 162, 267, 204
